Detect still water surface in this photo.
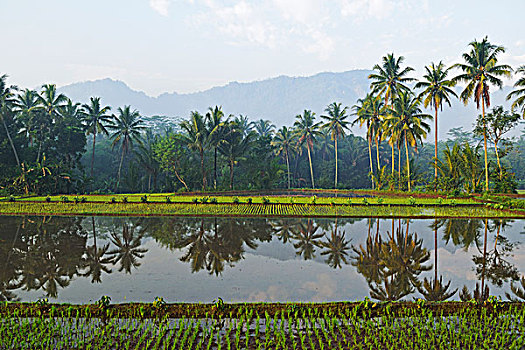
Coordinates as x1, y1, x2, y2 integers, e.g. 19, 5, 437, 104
0, 216, 523, 303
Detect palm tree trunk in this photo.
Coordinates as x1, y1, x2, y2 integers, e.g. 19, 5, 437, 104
334, 136, 338, 189
482, 100, 489, 192
91, 132, 97, 178
405, 135, 411, 192
307, 144, 315, 189
214, 147, 217, 190
200, 149, 206, 191
285, 149, 291, 189
116, 146, 125, 192
434, 106, 439, 190
390, 142, 395, 191
1, 114, 20, 167
398, 144, 401, 187
494, 141, 502, 180
229, 159, 234, 190
375, 135, 380, 171
368, 135, 374, 189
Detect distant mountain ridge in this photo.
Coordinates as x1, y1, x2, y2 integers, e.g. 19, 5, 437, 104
58, 70, 519, 139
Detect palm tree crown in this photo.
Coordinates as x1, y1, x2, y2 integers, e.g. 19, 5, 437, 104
507, 65, 525, 118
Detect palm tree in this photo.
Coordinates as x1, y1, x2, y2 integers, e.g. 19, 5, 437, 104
206, 106, 228, 190
415, 62, 458, 187
452, 37, 512, 192
135, 130, 160, 192
507, 65, 525, 118
14, 89, 41, 148
180, 111, 209, 190
80, 97, 112, 178
321, 102, 350, 188
352, 94, 383, 188
109, 106, 145, 192
253, 119, 275, 138
0, 74, 20, 167
387, 91, 431, 191
272, 126, 296, 189
369, 53, 415, 175
218, 120, 254, 189
36, 84, 67, 162
294, 110, 321, 189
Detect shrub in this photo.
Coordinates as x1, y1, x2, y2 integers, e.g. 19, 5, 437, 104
165, 196, 171, 203
60, 196, 70, 203
111, 197, 117, 204
122, 197, 128, 203
210, 197, 217, 204
141, 195, 148, 203
46, 196, 51, 202
233, 197, 240, 204
247, 198, 253, 204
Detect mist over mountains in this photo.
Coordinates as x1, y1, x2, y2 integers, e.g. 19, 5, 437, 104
58, 70, 519, 140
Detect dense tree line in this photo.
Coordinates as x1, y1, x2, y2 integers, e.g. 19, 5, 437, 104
1, 37, 524, 195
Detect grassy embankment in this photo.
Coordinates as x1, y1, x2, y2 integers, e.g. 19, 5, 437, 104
0, 192, 523, 218
1, 300, 524, 349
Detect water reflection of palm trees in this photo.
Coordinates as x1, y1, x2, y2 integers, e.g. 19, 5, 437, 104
177, 218, 272, 275
108, 223, 148, 274
352, 220, 432, 301
80, 217, 113, 283
292, 219, 324, 260
417, 220, 457, 301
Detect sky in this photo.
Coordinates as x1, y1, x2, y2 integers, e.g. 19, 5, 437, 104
1, 0, 524, 96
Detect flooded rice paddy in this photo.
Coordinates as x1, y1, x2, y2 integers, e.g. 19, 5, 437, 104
0, 215, 524, 303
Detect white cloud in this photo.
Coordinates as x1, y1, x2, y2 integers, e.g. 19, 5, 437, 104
149, 0, 171, 16
189, 0, 336, 59
340, 0, 394, 20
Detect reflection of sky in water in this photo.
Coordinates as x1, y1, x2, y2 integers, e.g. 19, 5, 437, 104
2, 216, 524, 303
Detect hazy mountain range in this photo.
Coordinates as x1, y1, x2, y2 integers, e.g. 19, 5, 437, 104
58, 70, 520, 140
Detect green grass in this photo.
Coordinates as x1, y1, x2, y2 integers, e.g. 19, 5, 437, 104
1, 301, 524, 349
0, 200, 522, 218
0, 193, 522, 218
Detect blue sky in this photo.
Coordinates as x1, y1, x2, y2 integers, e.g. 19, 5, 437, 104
1, 0, 524, 96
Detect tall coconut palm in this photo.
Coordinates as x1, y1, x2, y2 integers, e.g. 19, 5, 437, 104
180, 111, 210, 191
452, 37, 512, 192
321, 102, 350, 188
272, 126, 296, 189
369, 53, 415, 175
507, 65, 525, 118
218, 120, 254, 189
387, 91, 431, 191
37, 84, 67, 162
0, 74, 20, 167
206, 106, 228, 190
109, 106, 145, 192
81, 97, 112, 178
415, 62, 458, 187
14, 89, 41, 147
294, 110, 321, 189
352, 93, 386, 187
